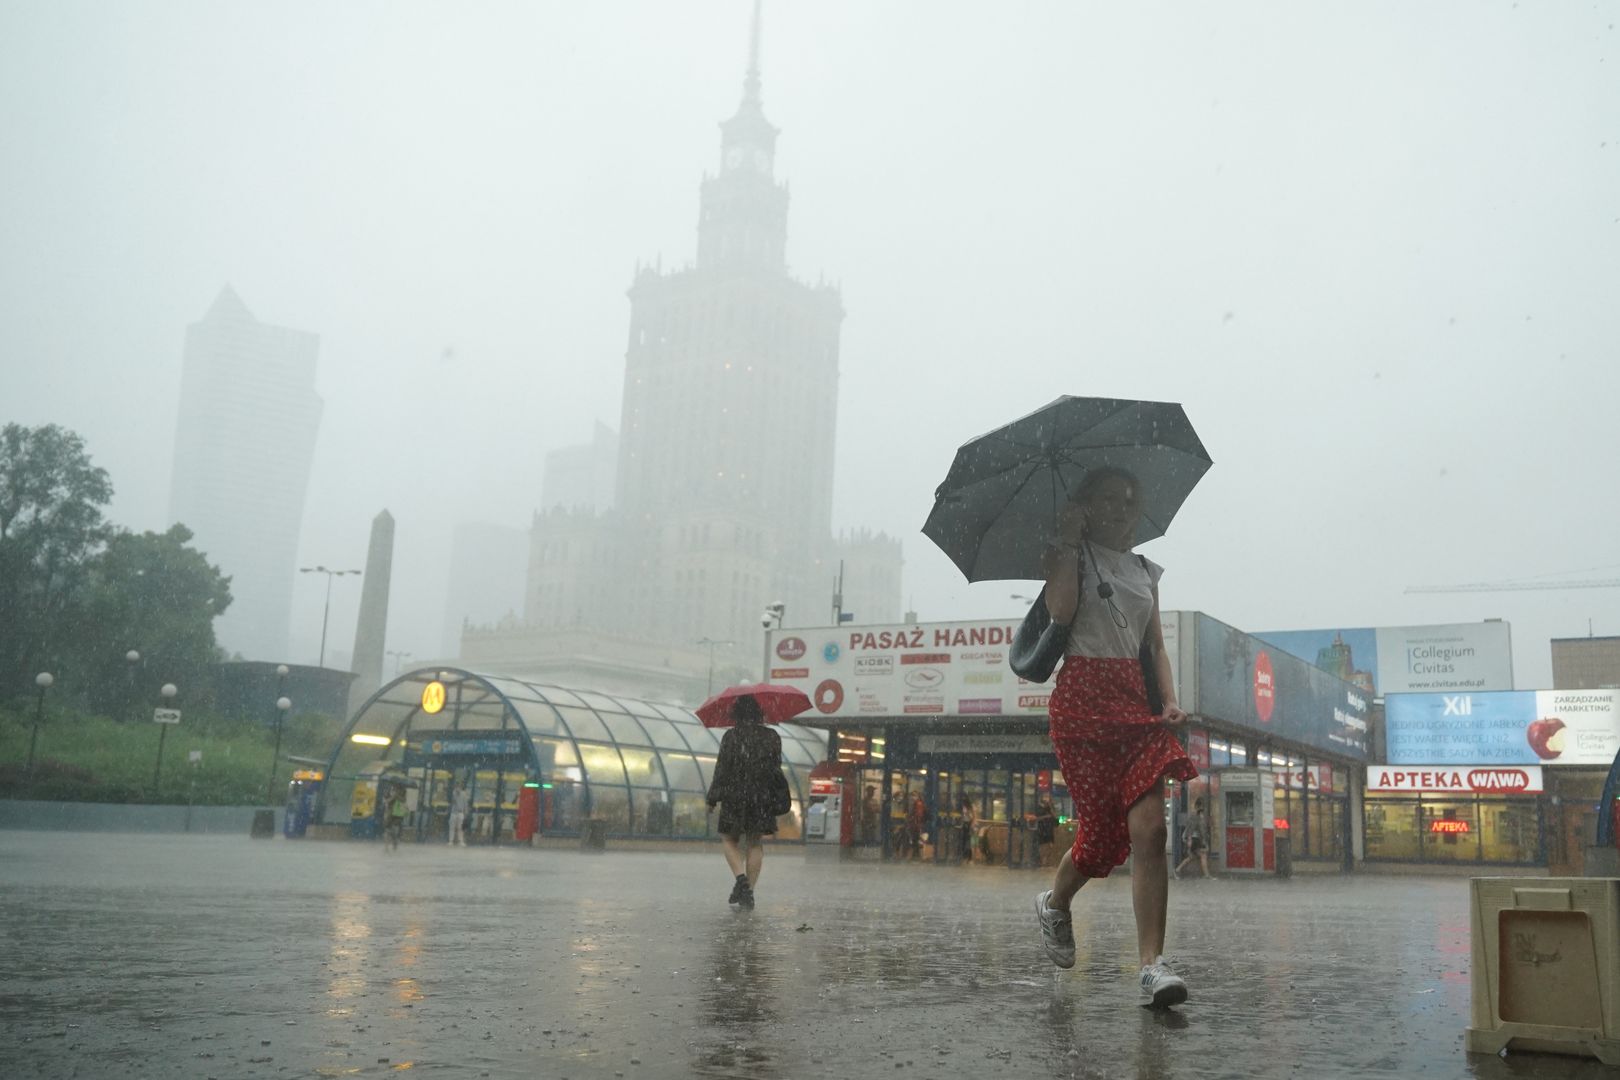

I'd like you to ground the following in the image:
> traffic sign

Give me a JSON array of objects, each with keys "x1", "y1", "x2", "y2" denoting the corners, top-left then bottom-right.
[{"x1": 153, "y1": 708, "x2": 182, "y2": 724}]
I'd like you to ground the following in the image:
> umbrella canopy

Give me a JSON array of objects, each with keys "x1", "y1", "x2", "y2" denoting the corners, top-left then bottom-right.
[
  {"x1": 695, "y1": 683, "x2": 814, "y2": 728},
  {"x1": 922, "y1": 396, "x2": 1212, "y2": 582}
]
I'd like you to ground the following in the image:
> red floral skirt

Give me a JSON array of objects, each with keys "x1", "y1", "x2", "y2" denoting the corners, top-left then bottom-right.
[{"x1": 1048, "y1": 655, "x2": 1198, "y2": 878}]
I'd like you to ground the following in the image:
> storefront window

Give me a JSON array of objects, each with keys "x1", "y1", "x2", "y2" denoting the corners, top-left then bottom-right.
[
  {"x1": 1365, "y1": 799, "x2": 1421, "y2": 860},
  {"x1": 1481, "y1": 801, "x2": 1540, "y2": 863},
  {"x1": 1309, "y1": 794, "x2": 1344, "y2": 862},
  {"x1": 1419, "y1": 800, "x2": 1479, "y2": 863}
]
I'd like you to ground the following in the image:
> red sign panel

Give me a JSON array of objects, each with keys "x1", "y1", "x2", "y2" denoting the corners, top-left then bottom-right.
[
  {"x1": 1226, "y1": 827, "x2": 1255, "y2": 869},
  {"x1": 1253, "y1": 652, "x2": 1276, "y2": 722}
]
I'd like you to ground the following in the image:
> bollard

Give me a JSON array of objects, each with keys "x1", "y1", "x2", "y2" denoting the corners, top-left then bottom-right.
[{"x1": 250, "y1": 809, "x2": 275, "y2": 838}]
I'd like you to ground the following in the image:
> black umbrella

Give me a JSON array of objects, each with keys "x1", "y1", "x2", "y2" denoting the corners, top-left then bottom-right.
[{"x1": 922, "y1": 396, "x2": 1212, "y2": 582}]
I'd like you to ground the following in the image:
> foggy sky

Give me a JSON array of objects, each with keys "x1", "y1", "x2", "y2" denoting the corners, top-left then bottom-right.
[{"x1": 3, "y1": 1, "x2": 1617, "y2": 689}]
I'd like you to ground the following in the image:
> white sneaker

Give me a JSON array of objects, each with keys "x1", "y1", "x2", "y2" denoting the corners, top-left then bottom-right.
[
  {"x1": 1034, "y1": 890, "x2": 1076, "y2": 969},
  {"x1": 1139, "y1": 956, "x2": 1188, "y2": 1008}
]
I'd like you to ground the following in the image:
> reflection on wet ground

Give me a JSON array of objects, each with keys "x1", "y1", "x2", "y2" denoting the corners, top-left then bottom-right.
[{"x1": 0, "y1": 832, "x2": 1612, "y2": 1079}]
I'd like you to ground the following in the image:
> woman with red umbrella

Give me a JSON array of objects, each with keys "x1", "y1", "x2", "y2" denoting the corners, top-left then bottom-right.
[{"x1": 700, "y1": 685, "x2": 805, "y2": 909}]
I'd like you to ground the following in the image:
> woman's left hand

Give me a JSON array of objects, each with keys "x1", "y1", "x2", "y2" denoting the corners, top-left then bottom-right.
[{"x1": 1160, "y1": 704, "x2": 1189, "y2": 726}]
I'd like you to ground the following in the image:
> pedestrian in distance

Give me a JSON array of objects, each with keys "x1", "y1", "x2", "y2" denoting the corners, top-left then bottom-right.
[
  {"x1": 448, "y1": 781, "x2": 471, "y2": 846},
  {"x1": 958, "y1": 795, "x2": 977, "y2": 864},
  {"x1": 384, "y1": 784, "x2": 408, "y2": 852},
  {"x1": 1034, "y1": 798, "x2": 1059, "y2": 867},
  {"x1": 1174, "y1": 797, "x2": 1214, "y2": 880},
  {"x1": 1031, "y1": 467, "x2": 1200, "y2": 1008},
  {"x1": 705, "y1": 695, "x2": 783, "y2": 909},
  {"x1": 860, "y1": 784, "x2": 880, "y2": 845},
  {"x1": 906, "y1": 792, "x2": 927, "y2": 861}
]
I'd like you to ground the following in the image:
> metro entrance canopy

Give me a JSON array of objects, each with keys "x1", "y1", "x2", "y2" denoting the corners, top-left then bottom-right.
[{"x1": 323, "y1": 668, "x2": 827, "y2": 839}]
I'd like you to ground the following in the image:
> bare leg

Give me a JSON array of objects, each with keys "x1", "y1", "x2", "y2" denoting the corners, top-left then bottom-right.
[
  {"x1": 1173, "y1": 853, "x2": 1195, "y2": 878},
  {"x1": 1198, "y1": 850, "x2": 1212, "y2": 878},
  {"x1": 1127, "y1": 782, "x2": 1170, "y2": 967},
  {"x1": 721, "y1": 833, "x2": 746, "y2": 877},
  {"x1": 1048, "y1": 847, "x2": 1090, "y2": 911},
  {"x1": 744, "y1": 834, "x2": 764, "y2": 886}
]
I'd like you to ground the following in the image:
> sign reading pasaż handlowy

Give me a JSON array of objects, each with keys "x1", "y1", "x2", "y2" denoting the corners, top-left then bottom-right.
[
  {"x1": 153, "y1": 708, "x2": 181, "y2": 724},
  {"x1": 1366, "y1": 764, "x2": 1544, "y2": 794},
  {"x1": 766, "y1": 619, "x2": 1041, "y2": 720}
]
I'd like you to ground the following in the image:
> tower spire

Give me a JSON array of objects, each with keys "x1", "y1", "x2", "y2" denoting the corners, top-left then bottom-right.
[{"x1": 742, "y1": 0, "x2": 762, "y2": 107}]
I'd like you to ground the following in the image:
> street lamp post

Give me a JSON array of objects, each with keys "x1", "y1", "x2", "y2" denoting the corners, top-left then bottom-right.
[
  {"x1": 267, "y1": 664, "x2": 290, "y2": 802},
  {"x1": 153, "y1": 683, "x2": 177, "y2": 795},
  {"x1": 25, "y1": 671, "x2": 53, "y2": 773},
  {"x1": 299, "y1": 565, "x2": 361, "y2": 668},
  {"x1": 697, "y1": 638, "x2": 735, "y2": 696},
  {"x1": 759, "y1": 602, "x2": 785, "y2": 684},
  {"x1": 125, "y1": 650, "x2": 141, "y2": 724},
  {"x1": 386, "y1": 650, "x2": 412, "y2": 677}
]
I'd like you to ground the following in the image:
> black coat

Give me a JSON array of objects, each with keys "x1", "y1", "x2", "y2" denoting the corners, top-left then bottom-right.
[{"x1": 706, "y1": 723, "x2": 783, "y2": 836}]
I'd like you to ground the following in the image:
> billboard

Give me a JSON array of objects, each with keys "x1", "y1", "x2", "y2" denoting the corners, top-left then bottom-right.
[
  {"x1": 1256, "y1": 622, "x2": 1514, "y2": 698},
  {"x1": 766, "y1": 619, "x2": 1050, "y2": 721},
  {"x1": 1191, "y1": 613, "x2": 1371, "y2": 761},
  {"x1": 1385, "y1": 688, "x2": 1620, "y2": 766}
]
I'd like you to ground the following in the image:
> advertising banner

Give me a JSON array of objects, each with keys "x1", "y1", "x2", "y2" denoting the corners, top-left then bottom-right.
[
  {"x1": 1191, "y1": 613, "x2": 1371, "y2": 761},
  {"x1": 1385, "y1": 688, "x2": 1620, "y2": 766},
  {"x1": 1366, "y1": 764, "x2": 1544, "y2": 794},
  {"x1": 1255, "y1": 622, "x2": 1514, "y2": 698},
  {"x1": 766, "y1": 620, "x2": 1048, "y2": 721}
]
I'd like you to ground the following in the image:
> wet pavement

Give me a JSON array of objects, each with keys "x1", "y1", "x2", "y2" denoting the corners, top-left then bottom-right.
[{"x1": 0, "y1": 832, "x2": 1611, "y2": 1080}]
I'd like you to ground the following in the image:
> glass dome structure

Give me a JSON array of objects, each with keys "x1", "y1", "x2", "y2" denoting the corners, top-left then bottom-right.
[{"x1": 321, "y1": 667, "x2": 826, "y2": 840}]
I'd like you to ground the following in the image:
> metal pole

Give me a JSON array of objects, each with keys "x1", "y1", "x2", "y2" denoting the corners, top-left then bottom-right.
[
  {"x1": 26, "y1": 683, "x2": 46, "y2": 772},
  {"x1": 153, "y1": 723, "x2": 168, "y2": 794},
  {"x1": 318, "y1": 574, "x2": 334, "y2": 668}
]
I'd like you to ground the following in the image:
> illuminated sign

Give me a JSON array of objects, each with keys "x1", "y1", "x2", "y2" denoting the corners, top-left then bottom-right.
[
  {"x1": 1429, "y1": 820, "x2": 1471, "y2": 834},
  {"x1": 421, "y1": 681, "x2": 447, "y2": 715}
]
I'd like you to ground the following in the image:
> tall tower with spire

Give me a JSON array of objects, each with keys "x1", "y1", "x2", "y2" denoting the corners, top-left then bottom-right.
[
  {"x1": 612, "y1": 2, "x2": 845, "y2": 646},
  {"x1": 169, "y1": 286, "x2": 323, "y2": 662},
  {"x1": 470, "y1": 3, "x2": 902, "y2": 700}
]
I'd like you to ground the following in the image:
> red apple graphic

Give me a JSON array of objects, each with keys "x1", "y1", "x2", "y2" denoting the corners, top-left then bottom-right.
[{"x1": 1526, "y1": 717, "x2": 1567, "y2": 760}]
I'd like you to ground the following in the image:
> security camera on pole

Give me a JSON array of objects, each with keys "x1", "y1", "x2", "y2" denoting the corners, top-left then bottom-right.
[{"x1": 760, "y1": 601, "x2": 785, "y2": 683}]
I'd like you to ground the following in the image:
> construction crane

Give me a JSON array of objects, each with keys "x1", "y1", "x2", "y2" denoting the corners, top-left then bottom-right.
[{"x1": 1405, "y1": 579, "x2": 1620, "y2": 594}]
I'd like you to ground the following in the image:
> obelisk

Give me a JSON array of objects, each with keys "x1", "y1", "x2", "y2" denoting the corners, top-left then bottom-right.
[{"x1": 347, "y1": 509, "x2": 394, "y2": 716}]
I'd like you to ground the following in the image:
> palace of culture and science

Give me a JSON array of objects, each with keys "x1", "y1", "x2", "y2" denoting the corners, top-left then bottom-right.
[{"x1": 459, "y1": 14, "x2": 903, "y2": 703}]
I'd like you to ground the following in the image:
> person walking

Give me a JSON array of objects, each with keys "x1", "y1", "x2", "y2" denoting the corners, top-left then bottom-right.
[
  {"x1": 1174, "y1": 797, "x2": 1213, "y2": 879},
  {"x1": 448, "y1": 781, "x2": 471, "y2": 846},
  {"x1": 958, "y1": 795, "x2": 977, "y2": 865},
  {"x1": 1031, "y1": 466, "x2": 1200, "y2": 1007},
  {"x1": 384, "y1": 784, "x2": 408, "y2": 852},
  {"x1": 705, "y1": 695, "x2": 783, "y2": 909},
  {"x1": 1034, "y1": 798, "x2": 1059, "y2": 867},
  {"x1": 906, "y1": 792, "x2": 928, "y2": 861}
]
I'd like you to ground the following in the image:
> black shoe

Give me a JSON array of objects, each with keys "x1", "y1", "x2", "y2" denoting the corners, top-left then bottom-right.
[
  {"x1": 728, "y1": 874, "x2": 749, "y2": 905},
  {"x1": 739, "y1": 883, "x2": 755, "y2": 909}
]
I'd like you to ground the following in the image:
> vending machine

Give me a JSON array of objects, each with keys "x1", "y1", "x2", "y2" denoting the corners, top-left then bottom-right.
[
  {"x1": 283, "y1": 769, "x2": 323, "y2": 838},
  {"x1": 1219, "y1": 769, "x2": 1277, "y2": 874},
  {"x1": 806, "y1": 761, "x2": 857, "y2": 846},
  {"x1": 514, "y1": 783, "x2": 540, "y2": 843}
]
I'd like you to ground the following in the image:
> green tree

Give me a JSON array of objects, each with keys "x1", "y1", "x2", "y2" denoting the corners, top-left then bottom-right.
[
  {"x1": 64, "y1": 524, "x2": 233, "y2": 718},
  {"x1": 0, "y1": 423, "x2": 113, "y2": 699}
]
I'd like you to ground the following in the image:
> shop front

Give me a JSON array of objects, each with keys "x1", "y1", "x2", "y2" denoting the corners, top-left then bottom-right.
[
  {"x1": 1383, "y1": 688, "x2": 1620, "y2": 873},
  {"x1": 1363, "y1": 764, "x2": 1546, "y2": 867}
]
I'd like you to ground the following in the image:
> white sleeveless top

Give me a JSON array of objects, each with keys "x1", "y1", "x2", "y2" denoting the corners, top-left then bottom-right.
[{"x1": 1064, "y1": 543, "x2": 1164, "y2": 659}]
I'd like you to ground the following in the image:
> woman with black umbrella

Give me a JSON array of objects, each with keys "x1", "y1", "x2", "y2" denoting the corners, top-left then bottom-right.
[
  {"x1": 705, "y1": 695, "x2": 783, "y2": 909},
  {"x1": 1030, "y1": 466, "x2": 1199, "y2": 1007}
]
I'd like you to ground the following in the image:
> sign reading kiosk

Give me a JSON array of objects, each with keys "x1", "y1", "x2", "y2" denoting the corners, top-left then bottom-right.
[{"x1": 1386, "y1": 689, "x2": 1620, "y2": 766}]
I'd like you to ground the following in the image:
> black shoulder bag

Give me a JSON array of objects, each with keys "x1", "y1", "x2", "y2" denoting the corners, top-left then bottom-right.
[
  {"x1": 1136, "y1": 553, "x2": 1165, "y2": 716},
  {"x1": 1009, "y1": 547, "x2": 1081, "y2": 684}
]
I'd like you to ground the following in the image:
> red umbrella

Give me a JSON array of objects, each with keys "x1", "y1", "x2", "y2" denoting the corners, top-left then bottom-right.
[{"x1": 696, "y1": 683, "x2": 813, "y2": 728}]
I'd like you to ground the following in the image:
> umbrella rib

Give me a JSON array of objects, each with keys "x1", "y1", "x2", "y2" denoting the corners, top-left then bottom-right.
[{"x1": 965, "y1": 457, "x2": 1054, "y2": 576}]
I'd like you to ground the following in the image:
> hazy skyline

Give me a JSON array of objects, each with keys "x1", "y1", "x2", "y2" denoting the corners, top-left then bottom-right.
[{"x1": 4, "y1": 1, "x2": 1616, "y2": 689}]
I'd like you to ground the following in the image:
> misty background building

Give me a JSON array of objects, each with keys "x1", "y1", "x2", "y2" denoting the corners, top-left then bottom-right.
[
  {"x1": 168, "y1": 286, "x2": 322, "y2": 662},
  {"x1": 459, "y1": 14, "x2": 902, "y2": 701}
]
